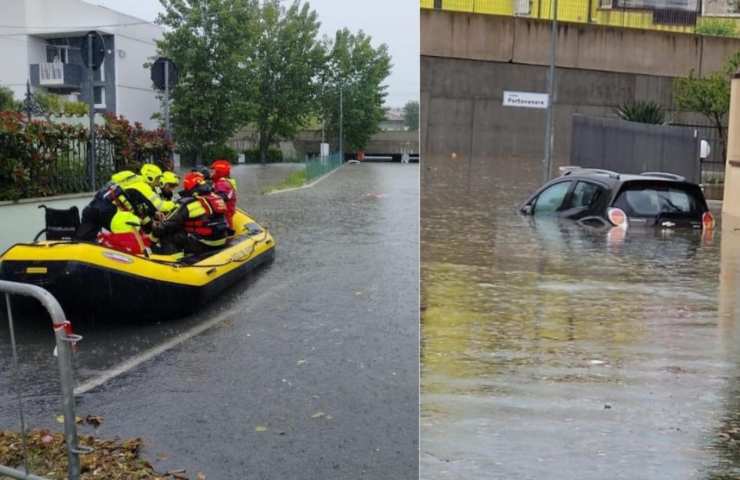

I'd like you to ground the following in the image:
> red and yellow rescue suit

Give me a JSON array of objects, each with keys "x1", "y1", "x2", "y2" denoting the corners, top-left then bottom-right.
[{"x1": 152, "y1": 192, "x2": 231, "y2": 255}]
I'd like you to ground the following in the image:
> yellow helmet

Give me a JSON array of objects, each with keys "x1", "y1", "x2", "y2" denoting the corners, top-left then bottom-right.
[
  {"x1": 140, "y1": 163, "x2": 163, "y2": 186},
  {"x1": 160, "y1": 171, "x2": 180, "y2": 187}
]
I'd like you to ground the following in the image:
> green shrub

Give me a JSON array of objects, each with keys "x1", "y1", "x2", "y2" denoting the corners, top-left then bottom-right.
[
  {"x1": 0, "y1": 112, "x2": 174, "y2": 200},
  {"x1": 34, "y1": 90, "x2": 64, "y2": 116},
  {"x1": 62, "y1": 100, "x2": 88, "y2": 117},
  {"x1": 0, "y1": 86, "x2": 20, "y2": 112},
  {"x1": 615, "y1": 101, "x2": 666, "y2": 124},
  {"x1": 204, "y1": 144, "x2": 238, "y2": 163},
  {"x1": 696, "y1": 19, "x2": 737, "y2": 38}
]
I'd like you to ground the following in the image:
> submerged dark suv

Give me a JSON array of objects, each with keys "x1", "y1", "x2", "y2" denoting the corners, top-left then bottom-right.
[{"x1": 519, "y1": 168, "x2": 714, "y2": 230}]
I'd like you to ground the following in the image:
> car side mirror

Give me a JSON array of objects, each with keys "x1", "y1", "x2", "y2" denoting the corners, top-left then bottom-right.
[{"x1": 521, "y1": 204, "x2": 533, "y2": 215}]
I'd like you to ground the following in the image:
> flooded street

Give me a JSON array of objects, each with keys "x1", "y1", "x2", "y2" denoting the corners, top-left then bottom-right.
[
  {"x1": 1, "y1": 163, "x2": 419, "y2": 479},
  {"x1": 421, "y1": 155, "x2": 740, "y2": 479}
]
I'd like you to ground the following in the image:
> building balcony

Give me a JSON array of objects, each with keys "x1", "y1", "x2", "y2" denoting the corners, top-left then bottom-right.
[{"x1": 30, "y1": 62, "x2": 83, "y2": 89}]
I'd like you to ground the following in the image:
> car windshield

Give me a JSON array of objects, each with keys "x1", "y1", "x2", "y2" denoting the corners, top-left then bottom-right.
[{"x1": 612, "y1": 182, "x2": 704, "y2": 218}]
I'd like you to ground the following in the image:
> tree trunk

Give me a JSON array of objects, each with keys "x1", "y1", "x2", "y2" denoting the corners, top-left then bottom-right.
[
  {"x1": 258, "y1": 129, "x2": 272, "y2": 165},
  {"x1": 715, "y1": 114, "x2": 727, "y2": 164}
]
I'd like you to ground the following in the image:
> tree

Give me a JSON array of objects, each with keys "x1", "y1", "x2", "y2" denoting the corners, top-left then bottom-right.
[
  {"x1": 403, "y1": 100, "x2": 419, "y2": 131},
  {"x1": 253, "y1": 0, "x2": 325, "y2": 164},
  {"x1": 156, "y1": 0, "x2": 260, "y2": 164},
  {"x1": 674, "y1": 52, "x2": 740, "y2": 162},
  {"x1": 320, "y1": 29, "x2": 391, "y2": 154}
]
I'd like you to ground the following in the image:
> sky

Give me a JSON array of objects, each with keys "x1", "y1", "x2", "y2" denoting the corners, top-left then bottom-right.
[{"x1": 90, "y1": 0, "x2": 420, "y2": 107}]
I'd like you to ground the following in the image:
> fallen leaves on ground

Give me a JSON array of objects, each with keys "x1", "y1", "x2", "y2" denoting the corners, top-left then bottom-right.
[{"x1": 0, "y1": 430, "x2": 202, "y2": 479}]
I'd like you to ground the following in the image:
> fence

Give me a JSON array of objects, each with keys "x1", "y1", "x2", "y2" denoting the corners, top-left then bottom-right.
[
  {"x1": 422, "y1": 0, "x2": 740, "y2": 35},
  {"x1": 570, "y1": 114, "x2": 701, "y2": 182},
  {"x1": 34, "y1": 137, "x2": 116, "y2": 195},
  {"x1": 0, "y1": 135, "x2": 173, "y2": 202},
  {"x1": 0, "y1": 280, "x2": 85, "y2": 480},
  {"x1": 670, "y1": 123, "x2": 725, "y2": 185},
  {"x1": 305, "y1": 152, "x2": 343, "y2": 182}
]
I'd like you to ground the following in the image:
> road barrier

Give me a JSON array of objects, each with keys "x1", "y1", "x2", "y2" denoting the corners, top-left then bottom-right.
[{"x1": 0, "y1": 280, "x2": 87, "y2": 480}]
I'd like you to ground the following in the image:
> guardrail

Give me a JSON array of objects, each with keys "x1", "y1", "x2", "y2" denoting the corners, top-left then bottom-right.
[{"x1": 0, "y1": 280, "x2": 86, "y2": 480}]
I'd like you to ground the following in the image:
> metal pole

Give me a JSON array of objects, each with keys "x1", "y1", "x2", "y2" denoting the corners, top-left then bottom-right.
[
  {"x1": 55, "y1": 324, "x2": 82, "y2": 479},
  {"x1": 24, "y1": 81, "x2": 32, "y2": 123},
  {"x1": 87, "y1": 34, "x2": 96, "y2": 191},
  {"x1": 6, "y1": 294, "x2": 30, "y2": 477},
  {"x1": 339, "y1": 85, "x2": 343, "y2": 161},
  {"x1": 164, "y1": 61, "x2": 171, "y2": 167},
  {"x1": 543, "y1": 0, "x2": 558, "y2": 182}
]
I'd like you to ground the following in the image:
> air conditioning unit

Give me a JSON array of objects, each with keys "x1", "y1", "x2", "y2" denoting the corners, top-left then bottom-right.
[{"x1": 514, "y1": 0, "x2": 531, "y2": 15}]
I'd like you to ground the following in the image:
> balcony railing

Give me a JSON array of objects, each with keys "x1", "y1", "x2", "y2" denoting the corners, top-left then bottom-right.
[{"x1": 30, "y1": 62, "x2": 82, "y2": 89}]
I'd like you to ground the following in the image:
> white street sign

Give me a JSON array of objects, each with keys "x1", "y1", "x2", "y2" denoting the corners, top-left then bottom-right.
[{"x1": 503, "y1": 91, "x2": 549, "y2": 109}]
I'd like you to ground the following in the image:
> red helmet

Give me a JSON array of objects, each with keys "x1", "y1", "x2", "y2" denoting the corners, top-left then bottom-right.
[
  {"x1": 211, "y1": 159, "x2": 231, "y2": 181},
  {"x1": 183, "y1": 171, "x2": 205, "y2": 192}
]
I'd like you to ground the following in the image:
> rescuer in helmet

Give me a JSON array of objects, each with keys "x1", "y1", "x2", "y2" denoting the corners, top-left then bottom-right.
[
  {"x1": 210, "y1": 159, "x2": 237, "y2": 229},
  {"x1": 158, "y1": 171, "x2": 180, "y2": 214},
  {"x1": 76, "y1": 170, "x2": 159, "y2": 241},
  {"x1": 151, "y1": 171, "x2": 230, "y2": 255}
]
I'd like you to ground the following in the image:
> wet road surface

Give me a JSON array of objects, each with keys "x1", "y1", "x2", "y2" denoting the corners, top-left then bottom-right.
[
  {"x1": 1, "y1": 162, "x2": 419, "y2": 479},
  {"x1": 421, "y1": 155, "x2": 740, "y2": 479}
]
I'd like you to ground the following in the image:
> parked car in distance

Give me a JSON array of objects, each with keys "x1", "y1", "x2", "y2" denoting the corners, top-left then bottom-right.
[{"x1": 519, "y1": 168, "x2": 714, "y2": 230}]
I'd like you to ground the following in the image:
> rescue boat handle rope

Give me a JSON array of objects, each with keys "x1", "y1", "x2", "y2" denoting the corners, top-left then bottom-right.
[{"x1": 148, "y1": 228, "x2": 271, "y2": 269}]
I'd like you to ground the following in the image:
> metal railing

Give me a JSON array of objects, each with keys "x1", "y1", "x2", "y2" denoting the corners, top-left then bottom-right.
[
  {"x1": 423, "y1": 0, "x2": 740, "y2": 34},
  {"x1": 1, "y1": 280, "x2": 86, "y2": 480},
  {"x1": 305, "y1": 152, "x2": 343, "y2": 182}
]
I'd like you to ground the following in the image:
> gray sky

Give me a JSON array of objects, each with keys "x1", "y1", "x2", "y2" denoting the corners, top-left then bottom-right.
[{"x1": 90, "y1": 0, "x2": 419, "y2": 107}]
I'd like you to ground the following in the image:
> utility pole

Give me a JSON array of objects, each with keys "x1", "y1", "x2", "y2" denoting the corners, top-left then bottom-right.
[
  {"x1": 543, "y1": 0, "x2": 559, "y2": 183},
  {"x1": 87, "y1": 33, "x2": 96, "y2": 191},
  {"x1": 164, "y1": 60, "x2": 171, "y2": 167}
]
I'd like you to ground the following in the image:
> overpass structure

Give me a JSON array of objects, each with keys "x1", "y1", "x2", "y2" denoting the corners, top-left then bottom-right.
[
  {"x1": 294, "y1": 130, "x2": 419, "y2": 161},
  {"x1": 230, "y1": 128, "x2": 419, "y2": 162}
]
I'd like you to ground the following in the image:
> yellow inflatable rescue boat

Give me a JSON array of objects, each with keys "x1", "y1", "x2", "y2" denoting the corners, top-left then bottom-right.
[{"x1": 0, "y1": 209, "x2": 275, "y2": 320}]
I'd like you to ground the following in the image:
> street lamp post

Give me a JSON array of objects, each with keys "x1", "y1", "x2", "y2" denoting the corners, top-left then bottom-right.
[
  {"x1": 543, "y1": 0, "x2": 559, "y2": 182},
  {"x1": 339, "y1": 84, "x2": 344, "y2": 161}
]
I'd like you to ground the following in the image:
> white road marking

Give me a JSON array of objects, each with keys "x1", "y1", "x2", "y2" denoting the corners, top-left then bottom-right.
[{"x1": 74, "y1": 273, "x2": 304, "y2": 396}]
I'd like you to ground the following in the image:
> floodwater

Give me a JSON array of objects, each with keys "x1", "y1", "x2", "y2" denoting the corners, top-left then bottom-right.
[
  {"x1": 421, "y1": 155, "x2": 740, "y2": 479},
  {"x1": 0, "y1": 163, "x2": 419, "y2": 479}
]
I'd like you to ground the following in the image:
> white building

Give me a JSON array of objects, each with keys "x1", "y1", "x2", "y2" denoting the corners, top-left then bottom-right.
[{"x1": 0, "y1": 0, "x2": 163, "y2": 129}]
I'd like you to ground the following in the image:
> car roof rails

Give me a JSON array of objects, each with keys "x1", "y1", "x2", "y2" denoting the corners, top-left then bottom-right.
[
  {"x1": 640, "y1": 171, "x2": 686, "y2": 181},
  {"x1": 561, "y1": 167, "x2": 620, "y2": 179}
]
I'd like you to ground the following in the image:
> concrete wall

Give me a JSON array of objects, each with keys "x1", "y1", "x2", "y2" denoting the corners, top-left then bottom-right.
[
  {"x1": 0, "y1": 1, "x2": 31, "y2": 97},
  {"x1": 421, "y1": 9, "x2": 740, "y2": 169},
  {"x1": 114, "y1": 33, "x2": 162, "y2": 129},
  {"x1": 421, "y1": 55, "x2": 689, "y2": 168}
]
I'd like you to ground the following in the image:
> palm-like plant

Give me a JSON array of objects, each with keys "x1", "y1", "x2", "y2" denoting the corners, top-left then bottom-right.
[{"x1": 615, "y1": 101, "x2": 666, "y2": 124}]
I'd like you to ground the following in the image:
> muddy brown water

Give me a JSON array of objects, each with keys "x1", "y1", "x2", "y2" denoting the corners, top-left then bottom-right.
[{"x1": 421, "y1": 155, "x2": 740, "y2": 479}]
